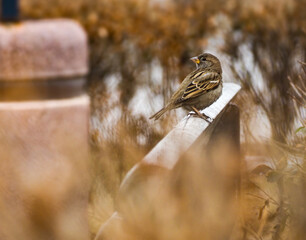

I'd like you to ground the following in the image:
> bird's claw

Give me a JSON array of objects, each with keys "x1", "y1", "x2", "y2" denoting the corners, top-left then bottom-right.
[
  {"x1": 199, "y1": 114, "x2": 214, "y2": 123},
  {"x1": 188, "y1": 110, "x2": 214, "y2": 123},
  {"x1": 205, "y1": 117, "x2": 214, "y2": 123}
]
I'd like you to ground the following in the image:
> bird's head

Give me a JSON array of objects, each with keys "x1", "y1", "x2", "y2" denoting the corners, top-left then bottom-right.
[{"x1": 190, "y1": 53, "x2": 222, "y2": 73}]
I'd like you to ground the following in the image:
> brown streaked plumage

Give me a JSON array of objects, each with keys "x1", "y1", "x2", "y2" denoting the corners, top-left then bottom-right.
[{"x1": 150, "y1": 53, "x2": 223, "y2": 120}]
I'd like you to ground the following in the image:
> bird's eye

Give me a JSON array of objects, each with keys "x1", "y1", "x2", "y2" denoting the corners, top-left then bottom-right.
[{"x1": 200, "y1": 57, "x2": 206, "y2": 61}]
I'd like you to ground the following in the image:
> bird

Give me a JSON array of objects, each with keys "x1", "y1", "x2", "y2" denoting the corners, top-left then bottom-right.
[{"x1": 150, "y1": 53, "x2": 223, "y2": 121}]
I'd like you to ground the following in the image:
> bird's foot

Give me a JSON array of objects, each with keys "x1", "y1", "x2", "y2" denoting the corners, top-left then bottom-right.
[{"x1": 190, "y1": 106, "x2": 214, "y2": 123}]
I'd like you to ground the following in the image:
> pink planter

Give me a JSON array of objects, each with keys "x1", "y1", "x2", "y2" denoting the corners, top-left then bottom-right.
[{"x1": 0, "y1": 19, "x2": 90, "y2": 240}]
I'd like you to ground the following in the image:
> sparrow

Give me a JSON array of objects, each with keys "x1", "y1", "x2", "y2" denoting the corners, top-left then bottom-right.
[{"x1": 150, "y1": 53, "x2": 223, "y2": 121}]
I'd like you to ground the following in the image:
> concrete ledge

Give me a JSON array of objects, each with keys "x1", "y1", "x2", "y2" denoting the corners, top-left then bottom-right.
[
  {"x1": 0, "y1": 94, "x2": 89, "y2": 109},
  {"x1": 123, "y1": 83, "x2": 241, "y2": 177}
]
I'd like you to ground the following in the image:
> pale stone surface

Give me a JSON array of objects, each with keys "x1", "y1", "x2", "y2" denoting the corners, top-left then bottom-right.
[
  {"x1": 0, "y1": 95, "x2": 90, "y2": 240},
  {"x1": 0, "y1": 19, "x2": 88, "y2": 81},
  {"x1": 122, "y1": 82, "x2": 241, "y2": 185}
]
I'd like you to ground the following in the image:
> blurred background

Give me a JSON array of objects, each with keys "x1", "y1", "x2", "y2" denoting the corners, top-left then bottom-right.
[{"x1": 1, "y1": 0, "x2": 305, "y2": 239}]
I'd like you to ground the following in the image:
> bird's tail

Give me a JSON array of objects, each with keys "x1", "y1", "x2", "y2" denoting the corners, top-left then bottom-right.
[{"x1": 149, "y1": 106, "x2": 170, "y2": 120}]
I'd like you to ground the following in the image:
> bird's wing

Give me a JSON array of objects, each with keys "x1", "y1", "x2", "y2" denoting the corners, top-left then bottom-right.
[{"x1": 181, "y1": 71, "x2": 221, "y2": 100}]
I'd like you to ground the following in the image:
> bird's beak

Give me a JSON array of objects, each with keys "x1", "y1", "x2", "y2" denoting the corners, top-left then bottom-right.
[{"x1": 190, "y1": 57, "x2": 200, "y2": 64}]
